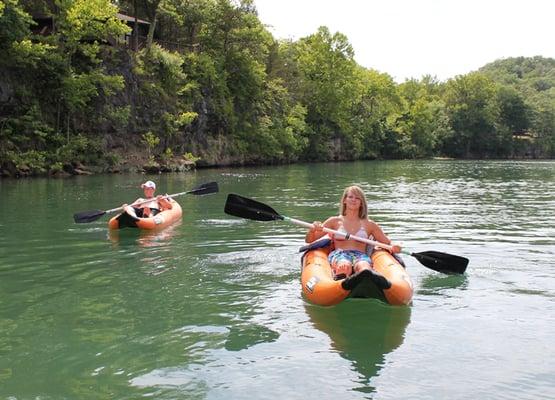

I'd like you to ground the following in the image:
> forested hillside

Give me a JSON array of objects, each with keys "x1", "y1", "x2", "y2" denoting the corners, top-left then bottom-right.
[{"x1": 1, "y1": 0, "x2": 553, "y2": 177}]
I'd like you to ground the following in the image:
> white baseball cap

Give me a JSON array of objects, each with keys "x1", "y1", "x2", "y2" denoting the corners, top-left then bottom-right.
[{"x1": 141, "y1": 180, "x2": 156, "y2": 189}]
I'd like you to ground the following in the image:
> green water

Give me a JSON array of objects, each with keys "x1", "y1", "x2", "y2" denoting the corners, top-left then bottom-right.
[{"x1": 0, "y1": 160, "x2": 554, "y2": 399}]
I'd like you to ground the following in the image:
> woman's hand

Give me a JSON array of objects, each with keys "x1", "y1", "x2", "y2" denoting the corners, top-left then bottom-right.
[
  {"x1": 391, "y1": 242, "x2": 402, "y2": 253},
  {"x1": 312, "y1": 221, "x2": 324, "y2": 232},
  {"x1": 305, "y1": 221, "x2": 324, "y2": 242}
]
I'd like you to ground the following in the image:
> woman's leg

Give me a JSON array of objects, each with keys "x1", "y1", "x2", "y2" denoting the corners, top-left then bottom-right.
[
  {"x1": 353, "y1": 251, "x2": 373, "y2": 273},
  {"x1": 329, "y1": 250, "x2": 354, "y2": 280},
  {"x1": 333, "y1": 261, "x2": 353, "y2": 280},
  {"x1": 353, "y1": 260, "x2": 372, "y2": 273},
  {"x1": 353, "y1": 254, "x2": 390, "y2": 289}
]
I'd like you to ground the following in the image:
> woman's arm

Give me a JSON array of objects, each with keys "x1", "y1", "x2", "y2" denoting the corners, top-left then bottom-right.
[
  {"x1": 367, "y1": 220, "x2": 402, "y2": 253},
  {"x1": 305, "y1": 217, "x2": 336, "y2": 243}
]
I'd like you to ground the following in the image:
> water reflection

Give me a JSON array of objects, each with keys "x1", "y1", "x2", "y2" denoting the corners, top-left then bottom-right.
[
  {"x1": 305, "y1": 301, "x2": 411, "y2": 394},
  {"x1": 107, "y1": 222, "x2": 182, "y2": 275},
  {"x1": 107, "y1": 220, "x2": 182, "y2": 248}
]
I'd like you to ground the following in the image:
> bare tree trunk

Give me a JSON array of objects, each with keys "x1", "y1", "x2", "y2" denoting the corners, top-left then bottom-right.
[
  {"x1": 146, "y1": 11, "x2": 158, "y2": 49},
  {"x1": 66, "y1": 113, "x2": 70, "y2": 143},
  {"x1": 56, "y1": 101, "x2": 61, "y2": 132},
  {"x1": 133, "y1": 0, "x2": 139, "y2": 51}
]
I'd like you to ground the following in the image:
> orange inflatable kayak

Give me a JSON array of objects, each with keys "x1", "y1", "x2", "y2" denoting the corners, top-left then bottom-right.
[
  {"x1": 301, "y1": 241, "x2": 414, "y2": 306},
  {"x1": 108, "y1": 199, "x2": 182, "y2": 230}
]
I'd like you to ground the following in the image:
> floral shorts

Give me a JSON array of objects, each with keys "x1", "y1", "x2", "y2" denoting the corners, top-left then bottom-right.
[{"x1": 328, "y1": 249, "x2": 372, "y2": 271}]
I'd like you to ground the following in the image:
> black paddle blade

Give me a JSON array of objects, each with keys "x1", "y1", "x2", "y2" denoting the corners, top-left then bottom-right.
[
  {"x1": 73, "y1": 210, "x2": 106, "y2": 223},
  {"x1": 412, "y1": 251, "x2": 469, "y2": 274},
  {"x1": 189, "y1": 181, "x2": 219, "y2": 195},
  {"x1": 224, "y1": 194, "x2": 283, "y2": 221}
]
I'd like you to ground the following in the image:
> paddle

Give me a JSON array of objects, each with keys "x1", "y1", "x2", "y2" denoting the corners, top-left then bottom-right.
[
  {"x1": 73, "y1": 181, "x2": 219, "y2": 223},
  {"x1": 224, "y1": 193, "x2": 469, "y2": 274}
]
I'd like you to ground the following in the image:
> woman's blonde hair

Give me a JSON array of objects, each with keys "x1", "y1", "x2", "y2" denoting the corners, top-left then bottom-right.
[{"x1": 339, "y1": 185, "x2": 368, "y2": 219}]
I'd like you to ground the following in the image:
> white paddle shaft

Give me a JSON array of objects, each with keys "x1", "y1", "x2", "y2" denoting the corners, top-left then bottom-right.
[
  {"x1": 104, "y1": 192, "x2": 184, "y2": 213},
  {"x1": 284, "y1": 216, "x2": 395, "y2": 252}
]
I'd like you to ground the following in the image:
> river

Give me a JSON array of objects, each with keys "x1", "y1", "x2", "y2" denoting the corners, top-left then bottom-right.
[{"x1": 0, "y1": 160, "x2": 554, "y2": 399}]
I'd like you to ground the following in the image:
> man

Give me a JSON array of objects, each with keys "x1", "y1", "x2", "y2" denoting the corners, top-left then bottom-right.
[{"x1": 123, "y1": 180, "x2": 173, "y2": 218}]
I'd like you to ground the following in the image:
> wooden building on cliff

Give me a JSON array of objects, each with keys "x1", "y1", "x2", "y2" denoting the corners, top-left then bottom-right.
[{"x1": 30, "y1": 12, "x2": 153, "y2": 50}]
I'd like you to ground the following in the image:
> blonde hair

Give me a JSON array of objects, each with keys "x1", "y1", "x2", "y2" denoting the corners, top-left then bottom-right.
[{"x1": 339, "y1": 185, "x2": 368, "y2": 219}]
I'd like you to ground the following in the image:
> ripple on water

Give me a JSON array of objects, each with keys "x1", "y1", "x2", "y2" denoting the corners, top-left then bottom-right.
[{"x1": 1, "y1": 161, "x2": 555, "y2": 399}]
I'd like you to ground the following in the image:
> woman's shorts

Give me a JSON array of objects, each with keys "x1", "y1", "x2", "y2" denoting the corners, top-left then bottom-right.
[{"x1": 328, "y1": 249, "x2": 372, "y2": 268}]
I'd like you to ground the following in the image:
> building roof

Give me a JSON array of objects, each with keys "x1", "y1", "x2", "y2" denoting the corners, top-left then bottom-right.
[{"x1": 116, "y1": 13, "x2": 150, "y2": 25}]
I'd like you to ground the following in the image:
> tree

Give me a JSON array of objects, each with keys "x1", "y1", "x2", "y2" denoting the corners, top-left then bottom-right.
[
  {"x1": 351, "y1": 67, "x2": 400, "y2": 158},
  {"x1": 0, "y1": 0, "x2": 33, "y2": 51},
  {"x1": 393, "y1": 77, "x2": 449, "y2": 158},
  {"x1": 442, "y1": 73, "x2": 501, "y2": 157},
  {"x1": 294, "y1": 26, "x2": 358, "y2": 160}
]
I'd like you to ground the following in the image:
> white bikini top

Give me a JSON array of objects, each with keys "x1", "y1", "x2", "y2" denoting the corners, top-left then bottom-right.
[{"x1": 334, "y1": 224, "x2": 369, "y2": 240}]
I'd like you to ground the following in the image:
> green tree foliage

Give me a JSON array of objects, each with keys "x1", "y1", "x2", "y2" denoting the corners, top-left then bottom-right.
[
  {"x1": 1, "y1": 1, "x2": 553, "y2": 176},
  {"x1": 496, "y1": 86, "x2": 530, "y2": 133},
  {"x1": 442, "y1": 73, "x2": 506, "y2": 157},
  {"x1": 248, "y1": 78, "x2": 308, "y2": 162},
  {"x1": 350, "y1": 68, "x2": 400, "y2": 159},
  {"x1": 364, "y1": 70, "x2": 403, "y2": 158},
  {"x1": 57, "y1": 0, "x2": 129, "y2": 118},
  {"x1": 0, "y1": 0, "x2": 131, "y2": 175},
  {"x1": 290, "y1": 26, "x2": 359, "y2": 160},
  {"x1": 480, "y1": 56, "x2": 555, "y2": 157},
  {"x1": 530, "y1": 96, "x2": 555, "y2": 156},
  {"x1": 0, "y1": 0, "x2": 33, "y2": 49},
  {"x1": 394, "y1": 76, "x2": 452, "y2": 158}
]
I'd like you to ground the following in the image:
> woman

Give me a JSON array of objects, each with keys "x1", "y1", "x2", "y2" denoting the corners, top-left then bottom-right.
[
  {"x1": 305, "y1": 185, "x2": 401, "y2": 280},
  {"x1": 123, "y1": 180, "x2": 172, "y2": 218}
]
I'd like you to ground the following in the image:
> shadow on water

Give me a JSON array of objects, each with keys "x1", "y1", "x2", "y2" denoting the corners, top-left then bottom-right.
[
  {"x1": 224, "y1": 323, "x2": 280, "y2": 351},
  {"x1": 305, "y1": 301, "x2": 411, "y2": 394},
  {"x1": 417, "y1": 274, "x2": 469, "y2": 296}
]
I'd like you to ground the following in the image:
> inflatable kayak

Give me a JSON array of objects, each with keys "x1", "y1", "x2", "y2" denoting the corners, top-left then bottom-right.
[
  {"x1": 301, "y1": 241, "x2": 414, "y2": 306},
  {"x1": 108, "y1": 199, "x2": 182, "y2": 230}
]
